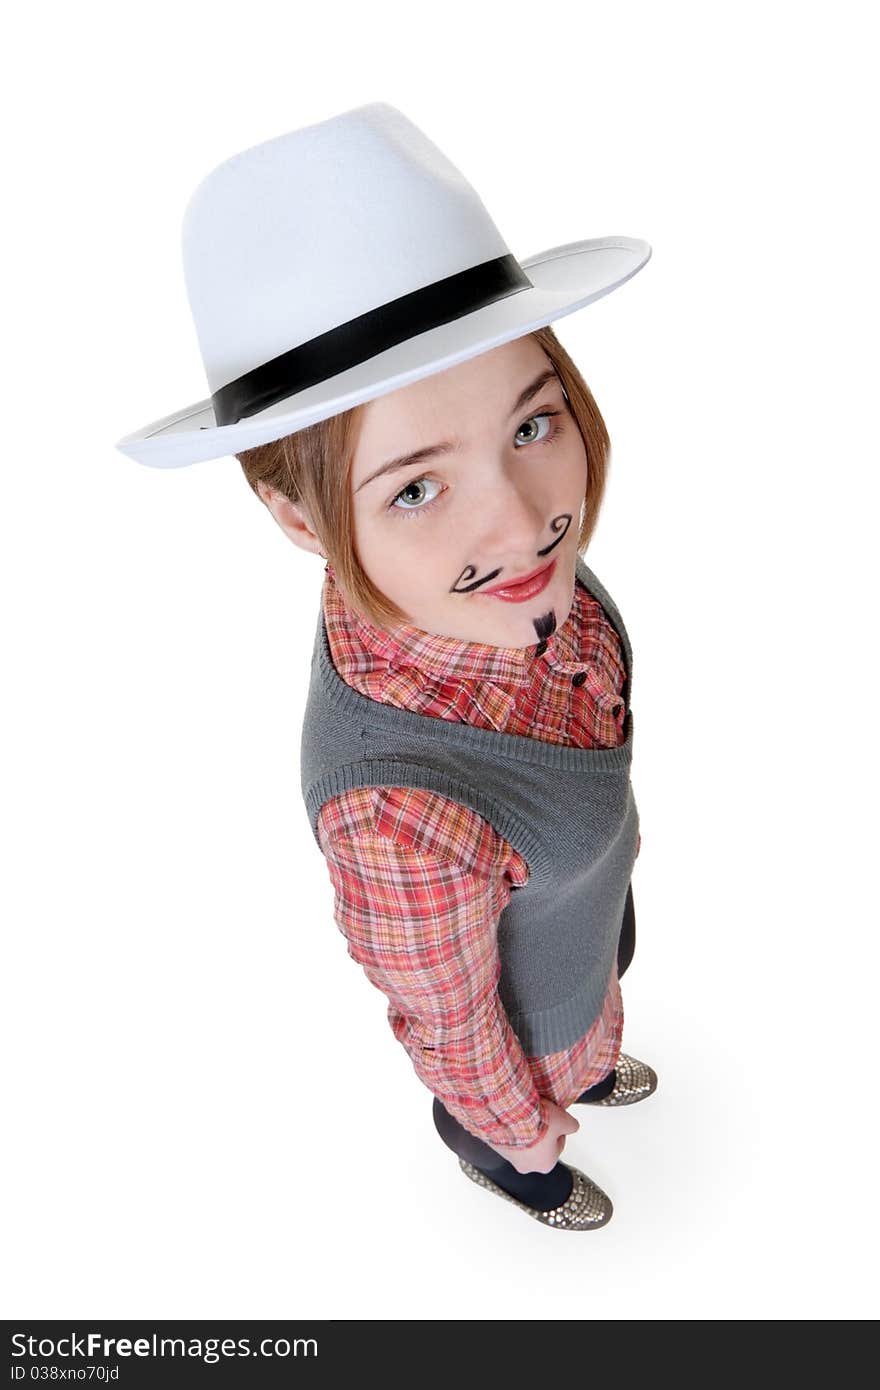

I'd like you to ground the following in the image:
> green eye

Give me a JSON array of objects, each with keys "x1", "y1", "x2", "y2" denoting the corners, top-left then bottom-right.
[
  {"x1": 389, "y1": 475, "x2": 443, "y2": 515},
  {"x1": 513, "y1": 410, "x2": 563, "y2": 448},
  {"x1": 515, "y1": 414, "x2": 551, "y2": 445}
]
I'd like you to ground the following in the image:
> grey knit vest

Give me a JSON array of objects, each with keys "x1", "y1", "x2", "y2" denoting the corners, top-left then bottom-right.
[{"x1": 299, "y1": 553, "x2": 640, "y2": 1056}]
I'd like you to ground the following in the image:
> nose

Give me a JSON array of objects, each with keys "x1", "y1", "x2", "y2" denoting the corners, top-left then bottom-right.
[{"x1": 472, "y1": 472, "x2": 547, "y2": 566}]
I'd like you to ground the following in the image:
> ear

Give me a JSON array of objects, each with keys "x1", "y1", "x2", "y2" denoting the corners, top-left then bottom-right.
[{"x1": 257, "y1": 482, "x2": 326, "y2": 558}]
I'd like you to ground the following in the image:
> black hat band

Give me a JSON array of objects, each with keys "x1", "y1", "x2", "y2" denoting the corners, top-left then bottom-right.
[{"x1": 211, "y1": 253, "x2": 533, "y2": 427}]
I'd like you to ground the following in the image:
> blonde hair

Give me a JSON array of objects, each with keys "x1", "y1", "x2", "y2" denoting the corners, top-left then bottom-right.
[{"x1": 236, "y1": 324, "x2": 611, "y2": 629}]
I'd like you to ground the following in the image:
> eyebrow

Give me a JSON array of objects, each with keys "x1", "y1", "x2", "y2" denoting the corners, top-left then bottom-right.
[{"x1": 355, "y1": 367, "x2": 562, "y2": 494}]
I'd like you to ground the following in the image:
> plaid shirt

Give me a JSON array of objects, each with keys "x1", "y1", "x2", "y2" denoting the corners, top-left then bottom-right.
[{"x1": 315, "y1": 563, "x2": 639, "y2": 1149}]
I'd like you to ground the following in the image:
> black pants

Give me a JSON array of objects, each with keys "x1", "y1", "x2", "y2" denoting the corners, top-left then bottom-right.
[{"x1": 432, "y1": 882, "x2": 636, "y2": 1185}]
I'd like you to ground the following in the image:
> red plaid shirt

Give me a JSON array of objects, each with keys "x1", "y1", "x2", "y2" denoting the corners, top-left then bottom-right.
[{"x1": 315, "y1": 564, "x2": 640, "y2": 1149}]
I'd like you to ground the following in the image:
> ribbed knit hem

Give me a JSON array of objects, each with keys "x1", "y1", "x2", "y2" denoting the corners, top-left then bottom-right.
[{"x1": 504, "y1": 970, "x2": 612, "y2": 1056}]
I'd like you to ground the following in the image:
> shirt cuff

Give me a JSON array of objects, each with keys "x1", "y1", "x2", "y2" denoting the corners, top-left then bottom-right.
[{"x1": 390, "y1": 994, "x2": 549, "y2": 1150}]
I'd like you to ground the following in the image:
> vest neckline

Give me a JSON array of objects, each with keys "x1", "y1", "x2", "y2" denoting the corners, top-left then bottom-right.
[{"x1": 313, "y1": 553, "x2": 634, "y2": 771}]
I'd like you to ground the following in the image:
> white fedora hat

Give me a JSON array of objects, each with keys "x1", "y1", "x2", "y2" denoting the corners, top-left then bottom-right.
[{"x1": 114, "y1": 101, "x2": 651, "y2": 470}]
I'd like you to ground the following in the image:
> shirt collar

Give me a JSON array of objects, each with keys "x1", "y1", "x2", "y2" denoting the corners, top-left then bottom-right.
[{"x1": 323, "y1": 564, "x2": 586, "y2": 686}]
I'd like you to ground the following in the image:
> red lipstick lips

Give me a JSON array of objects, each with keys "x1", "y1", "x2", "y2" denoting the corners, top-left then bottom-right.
[{"x1": 483, "y1": 558, "x2": 556, "y2": 602}]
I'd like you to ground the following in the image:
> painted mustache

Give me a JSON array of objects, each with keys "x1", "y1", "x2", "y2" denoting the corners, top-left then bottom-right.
[{"x1": 449, "y1": 513, "x2": 572, "y2": 594}]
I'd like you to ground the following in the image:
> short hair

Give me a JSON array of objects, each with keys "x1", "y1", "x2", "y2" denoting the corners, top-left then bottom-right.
[{"x1": 236, "y1": 324, "x2": 611, "y2": 629}]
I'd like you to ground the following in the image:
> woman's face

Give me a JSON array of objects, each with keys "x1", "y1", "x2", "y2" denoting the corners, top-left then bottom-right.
[{"x1": 349, "y1": 336, "x2": 589, "y2": 649}]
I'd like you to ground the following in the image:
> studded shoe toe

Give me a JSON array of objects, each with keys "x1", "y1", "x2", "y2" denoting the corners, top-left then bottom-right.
[
  {"x1": 458, "y1": 1159, "x2": 613, "y2": 1230},
  {"x1": 579, "y1": 1052, "x2": 658, "y2": 1106}
]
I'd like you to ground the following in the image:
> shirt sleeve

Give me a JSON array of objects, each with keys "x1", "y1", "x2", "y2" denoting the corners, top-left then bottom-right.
[{"x1": 316, "y1": 784, "x2": 549, "y2": 1150}]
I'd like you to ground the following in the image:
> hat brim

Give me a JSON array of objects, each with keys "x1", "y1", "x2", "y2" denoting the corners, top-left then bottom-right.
[{"x1": 114, "y1": 235, "x2": 651, "y2": 469}]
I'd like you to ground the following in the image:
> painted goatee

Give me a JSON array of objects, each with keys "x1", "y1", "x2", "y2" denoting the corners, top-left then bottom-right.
[{"x1": 533, "y1": 609, "x2": 557, "y2": 642}]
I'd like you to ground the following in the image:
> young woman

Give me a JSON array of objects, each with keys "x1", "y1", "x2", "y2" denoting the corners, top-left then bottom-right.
[{"x1": 115, "y1": 101, "x2": 655, "y2": 1232}]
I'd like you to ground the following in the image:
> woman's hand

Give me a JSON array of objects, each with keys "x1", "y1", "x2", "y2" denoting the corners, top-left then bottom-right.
[{"x1": 485, "y1": 1098, "x2": 579, "y2": 1174}]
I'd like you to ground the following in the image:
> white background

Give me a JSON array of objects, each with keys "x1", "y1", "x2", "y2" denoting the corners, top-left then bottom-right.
[{"x1": 3, "y1": 0, "x2": 877, "y2": 1321}]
